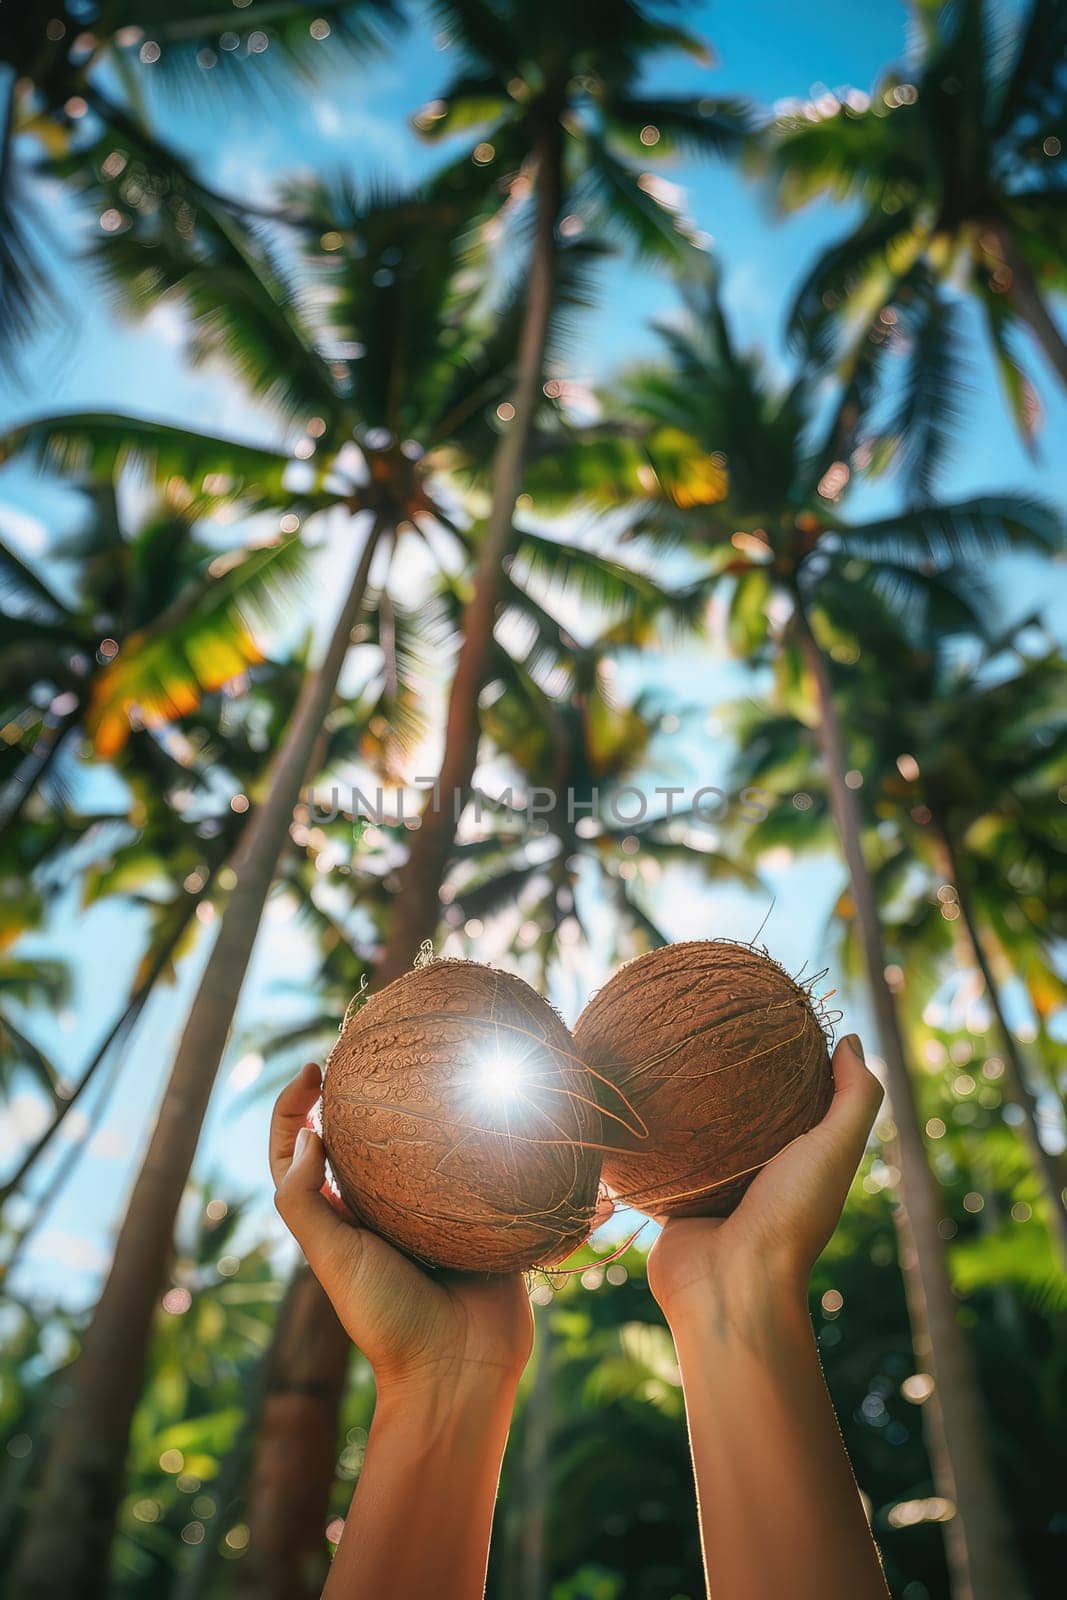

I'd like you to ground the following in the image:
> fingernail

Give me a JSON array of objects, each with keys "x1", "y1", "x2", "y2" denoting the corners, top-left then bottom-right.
[
  {"x1": 844, "y1": 1033, "x2": 865, "y2": 1061},
  {"x1": 294, "y1": 1127, "x2": 311, "y2": 1162}
]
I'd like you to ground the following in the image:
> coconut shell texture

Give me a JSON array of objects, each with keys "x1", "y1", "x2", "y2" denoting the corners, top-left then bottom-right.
[
  {"x1": 321, "y1": 960, "x2": 603, "y2": 1273},
  {"x1": 574, "y1": 940, "x2": 834, "y2": 1218}
]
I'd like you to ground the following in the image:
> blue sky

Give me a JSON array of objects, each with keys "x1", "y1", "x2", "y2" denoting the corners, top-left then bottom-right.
[{"x1": 2, "y1": 0, "x2": 1065, "y2": 1308}]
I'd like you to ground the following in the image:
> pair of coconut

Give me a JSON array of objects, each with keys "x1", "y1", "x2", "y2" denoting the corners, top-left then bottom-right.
[{"x1": 320, "y1": 940, "x2": 834, "y2": 1274}]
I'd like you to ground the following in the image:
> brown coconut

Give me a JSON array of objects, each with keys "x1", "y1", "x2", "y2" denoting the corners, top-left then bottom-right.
[
  {"x1": 321, "y1": 959, "x2": 602, "y2": 1273},
  {"x1": 573, "y1": 940, "x2": 834, "y2": 1218}
]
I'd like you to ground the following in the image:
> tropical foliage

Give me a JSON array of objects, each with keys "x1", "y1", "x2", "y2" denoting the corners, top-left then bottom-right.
[{"x1": 0, "y1": 4, "x2": 1064, "y2": 1599}]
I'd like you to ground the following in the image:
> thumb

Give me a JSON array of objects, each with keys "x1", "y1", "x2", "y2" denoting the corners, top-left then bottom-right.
[
  {"x1": 818, "y1": 1034, "x2": 884, "y2": 1174},
  {"x1": 275, "y1": 1127, "x2": 364, "y2": 1287}
]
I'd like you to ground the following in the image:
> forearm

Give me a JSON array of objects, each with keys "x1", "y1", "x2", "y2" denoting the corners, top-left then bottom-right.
[
  {"x1": 668, "y1": 1276, "x2": 889, "y2": 1600},
  {"x1": 324, "y1": 1367, "x2": 518, "y2": 1600}
]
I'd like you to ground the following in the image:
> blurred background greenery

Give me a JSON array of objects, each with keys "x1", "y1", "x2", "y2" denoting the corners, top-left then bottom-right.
[{"x1": 0, "y1": 3, "x2": 1064, "y2": 1598}]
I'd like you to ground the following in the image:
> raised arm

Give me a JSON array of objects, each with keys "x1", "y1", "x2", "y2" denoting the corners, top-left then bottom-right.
[
  {"x1": 270, "y1": 1064, "x2": 532, "y2": 1600},
  {"x1": 647, "y1": 1035, "x2": 891, "y2": 1600}
]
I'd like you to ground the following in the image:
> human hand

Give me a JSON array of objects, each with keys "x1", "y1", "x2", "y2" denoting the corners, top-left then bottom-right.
[
  {"x1": 271, "y1": 1063, "x2": 533, "y2": 1401},
  {"x1": 647, "y1": 1035, "x2": 882, "y2": 1323}
]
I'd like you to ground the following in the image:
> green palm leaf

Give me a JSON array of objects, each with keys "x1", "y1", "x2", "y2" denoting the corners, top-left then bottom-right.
[
  {"x1": 2, "y1": 413, "x2": 303, "y2": 509},
  {"x1": 579, "y1": 135, "x2": 707, "y2": 266},
  {"x1": 112, "y1": 1, "x2": 401, "y2": 103},
  {"x1": 880, "y1": 277, "x2": 968, "y2": 499},
  {"x1": 604, "y1": 94, "x2": 751, "y2": 160},
  {"x1": 840, "y1": 494, "x2": 1062, "y2": 564},
  {"x1": 87, "y1": 535, "x2": 306, "y2": 756}
]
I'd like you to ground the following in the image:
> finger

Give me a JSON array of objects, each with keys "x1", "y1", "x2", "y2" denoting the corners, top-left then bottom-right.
[
  {"x1": 269, "y1": 1063, "x2": 322, "y2": 1189},
  {"x1": 274, "y1": 1125, "x2": 363, "y2": 1286},
  {"x1": 817, "y1": 1035, "x2": 883, "y2": 1168},
  {"x1": 322, "y1": 1171, "x2": 361, "y2": 1222}
]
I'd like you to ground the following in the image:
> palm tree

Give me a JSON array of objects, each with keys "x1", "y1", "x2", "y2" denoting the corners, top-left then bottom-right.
[
  {"x1": 378, "y1": 0, "x2": 749, "y2": 974},
  {"x1": 6, "y1": 165, "x2": 527, "y2": 1591},
  {"x1": 21, "y1": 511, "x2": 380, "y2": 1571},
  {"x1": 765, "y1": 0, "x2": 1067, "y2": 439},
  {"x1": 111, "y1": 1184, "x2": 287, "y2": 1595},
  {"x1": 236, "y1": 15, "x2": 749, "y2": 1581},
  {"x1": 448, "y1": 635, "x2": 758, "y2": 977},
  {"x1": 525, "y1": 272, "x2": 1060, "y2": 1598},
  {"x1": 728, "y1": 629, "x2": 1067, "y2": 1281},
  {"x1": 0, "y1": 955, "x2": 67, "y2": 1098},
  {"x1": 10, "y1": 152, "x2": 674, "y2": 1584},
  {"x1": 238, "y1": 550, "x2": 704, "y2": 1598},
  {"x1": 847, "y1": 636, "x2": 1067, "y2": 1265},
  {"x1": 9, "y1": 138, "x2": 695, "y2": 1581},
  {"x1": 0, "y1": 0, "x2": 401, "y2": 357},
  {"x1": 0, "y1": 479, "x2": 303, "y2": 831},
  {"x1": 0, "y1": 655, "x2": 311, "y2": 1248}
]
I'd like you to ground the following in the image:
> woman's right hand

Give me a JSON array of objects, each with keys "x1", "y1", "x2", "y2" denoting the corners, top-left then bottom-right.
[
  {"x1": 647, "y1": 1034, "x2": 883, "y2": 1322},
  {"x1": 270, "y1": 1063, "x2": 533, "y2": 1400},
  {"x1": 645, "y1": 1035, "x2": 891, "y2": 1600}
]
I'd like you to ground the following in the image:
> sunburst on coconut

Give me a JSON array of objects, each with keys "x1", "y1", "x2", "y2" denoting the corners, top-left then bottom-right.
[
  {"x1": 321, "y1": 959, "x2": 603, "y2": 1273},
  {"x1": 574, "y1": 940, "x2": 834, "y2": 1218}
]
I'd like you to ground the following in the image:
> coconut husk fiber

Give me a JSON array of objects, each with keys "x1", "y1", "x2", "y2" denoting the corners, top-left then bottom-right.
[
  {"x1": 573, "y1": 940, "x2": 834, "y2": 1218},
  {"x1": 321, "y1": 959, "x2": 603, "y2": 1273}
]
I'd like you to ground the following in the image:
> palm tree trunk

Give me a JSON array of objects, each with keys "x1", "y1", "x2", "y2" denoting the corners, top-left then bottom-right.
[
  {"x1": 11, "y1": 518, "x2": 383, "y2": 1600},
  {"x1": 932, "y1": 821, "x2": 1067, "y2": 1273},
  {"x1": 236, "y1": 1270, "x2": 351, "y2": 1600},
  {"x1": 794, "y1": 606, "x2": 1025, "y2": 1600},
  {"x1": 377, "y1": 117, "x2": 563, "y2": 982},
  {"x1": 239, "y1": 122, "x2": 566, "y2": 1596},
  {"x1": 987, "y1": 220, "x2": 1067, "y2": 391}
]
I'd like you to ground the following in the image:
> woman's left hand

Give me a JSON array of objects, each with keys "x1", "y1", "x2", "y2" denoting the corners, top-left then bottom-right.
[{"x1": 270, "y1": 1063, "x2": 533, "y2": 1400}]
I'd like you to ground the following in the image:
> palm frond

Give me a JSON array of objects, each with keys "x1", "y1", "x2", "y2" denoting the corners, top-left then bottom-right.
[
  {"x1": 87, "y1": 536, "x2": 306, "y2": 757},
  {"x1": 951, "y1": 1224, "x2": 1067, "y2": 1313},
  {"x1": 3, "y1": 413, "x2": 303, "y2": 509},
  {"x1": 412, "y1": 70, "x2": 511, "y2": 136},
  {"x1": 976, "y1": 286, "x2": 1041, "y2": 455},
  {"x1": 766, "y1": 95, "x2": 925, "y2": 211},
  {"x1": 787, "y1": 210, "x2": 928, "y2": 367},
  {"x1": 451, "y1": 860, "x2": 545, "y2": 921},
  {"x1": 879, "y1": 278, "x2": 968, "y2": 500},
  {"x1": 111, "y1": 1, "x2": 401, "y2": 106},
  {"x1": 511, "y1": 530, "x2": 686, "y2": 628},
  {"x1": 603, "y1": 95, "x2": 752, "y2": 160},
  {"x1": 0, "y1": 82, "x2": 58, "y2": 364},
  {"x1": 579, "y1": 134, "x2": 707, "y2": 267},
  {"x1": 0, "y1": 1009, "x2": 61, "y2": 1097},
  {"x1": 993, "y1": 0, "x2": 1067, "y2": 145},
  {"x1": 58, "y1": 109, "x2": 342, "y2": 424},
  {"x1": 841, "y1": 494, "x2": 1062, "y2": 564},
  {"x1": 422, "y1": 1, "x2": 520, "y2": 77},
  {"x1": 0, "y1": 531, "x2": 70, "y2": 621}
]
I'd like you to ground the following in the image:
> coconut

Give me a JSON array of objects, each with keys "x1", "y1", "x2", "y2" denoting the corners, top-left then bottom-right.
[
  {"x1": 574, "y1": 940, "x2": 834, "y2": 1218},
  {"x1": 321, "y1": 959, "x2": 603, "y2": 1273}
]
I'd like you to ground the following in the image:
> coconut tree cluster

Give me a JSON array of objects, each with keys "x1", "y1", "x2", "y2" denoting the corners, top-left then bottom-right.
[{"x1": 0, "y1": 3, "x2": 1064, "y2": 1598}]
